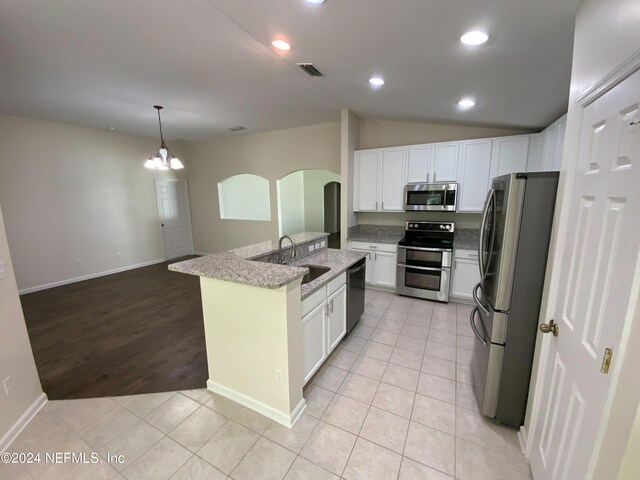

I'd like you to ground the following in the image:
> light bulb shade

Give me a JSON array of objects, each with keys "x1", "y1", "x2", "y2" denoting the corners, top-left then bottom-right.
[
  {"x1": 144, "y1": 158, "x2": 156, "y2": 169},
  {"x1": 170, "y1": 157, "x2": 184, "y2": 169},
  {"x1": 159, "y1": 147, "x2": 168, "y2": 160}
]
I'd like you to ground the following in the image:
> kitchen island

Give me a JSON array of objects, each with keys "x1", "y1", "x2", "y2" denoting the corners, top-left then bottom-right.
[{"x1": 169, "y1": 232, "x2": 366, "y2": 428}]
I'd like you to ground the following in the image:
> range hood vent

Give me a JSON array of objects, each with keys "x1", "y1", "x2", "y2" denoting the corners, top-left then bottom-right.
[
  {"x1": 227, "y1": 126, "x2": 246, "y2": 132},
  {"x1": 297, "y1": 63, "x2": 324, "y2": 77}
]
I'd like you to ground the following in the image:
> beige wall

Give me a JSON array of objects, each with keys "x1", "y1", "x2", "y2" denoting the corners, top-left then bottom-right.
[
  {"x1": 523, "y1": 1, "x2": 640, "y2": 478},
  {"x1": 340, "y1": 109, "x2": 360, "y2": 246},
  {"x1": 186, "y1": 121, "x2": 340, "y2": 253},
  {"x1": 359, "y1": 118, "x2": 531, "y2": 149},
  {"x1": 0, "y1": 203, "x2": 43, "y2": 443},
  {"x1": 0, "y1": 114, "x2": 187, "y2": 292},
  {"x1": 302, "y1": 170, "x2": 340, "y2": 232}
]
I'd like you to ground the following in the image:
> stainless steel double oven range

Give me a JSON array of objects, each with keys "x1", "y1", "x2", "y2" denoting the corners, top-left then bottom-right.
[{"x1": 396, "y1": 221, "x2": 454, "y2": 302}]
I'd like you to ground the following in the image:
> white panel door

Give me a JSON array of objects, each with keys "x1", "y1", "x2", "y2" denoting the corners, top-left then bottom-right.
[
  {"x1": 450, "y1": 258, "x2": 481, "y2": 300},
  {"x1": 530, "y1": 70, "x2": 640, "y2": 480},
  {"x1": 490, "y1": 135, "x2": 530, "y2": 177},
  {"x1": 302, "y1": 302, "x2": 327, "y2": 384},
  {"x1": 457, "y1": 139, "x2": 493, "y2": 212},
  {"x1": 432, "y1": 142, "x2": 459, "y2": 182},
  {"x1": 407, "y1": 144, "x2": 432, "y2": 183},
  {"x1": 327, "y1": 285, "x2": 347, "y2": 352},
  {"x1": 373, "y1": 251, "x2": 397, "y2": 288},
  {"x1": 354, "y1": 150, "x2": 380, "y2": 211},
  {"x1": 155, "y1": 180, "x2": 194, "y2": 259},
  {"x1": 380, "y1": 147, "x2": 406, "y2": 211}
]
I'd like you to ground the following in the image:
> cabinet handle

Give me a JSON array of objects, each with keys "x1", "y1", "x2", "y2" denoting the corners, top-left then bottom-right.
[
  {"x1": 427, "y1": 172, "x2": 429, "y2": 183},
  {"x1": 382, "y1": 201, "x2": 384, "y2": 210},
  {"x1": 330, "y1": 300, "x2": 334, "y2": 314},
  {"x1": 434, "y1": 171, "x2": 437, "y2": 182},
  {"x1": 375, "y1": 252, "x2": 378, "y2": 261},
  {"x1": 368, "y1": 245, "x2": 378, "y2": 249}
]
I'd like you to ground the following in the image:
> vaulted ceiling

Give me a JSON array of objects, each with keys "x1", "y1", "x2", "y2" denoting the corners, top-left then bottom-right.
[{"x1": 0, "y1": 0, "x2": 582, "y2": 140}]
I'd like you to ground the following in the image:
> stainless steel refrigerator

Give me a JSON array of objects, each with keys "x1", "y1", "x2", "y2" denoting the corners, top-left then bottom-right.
[{"x1": 470, "y1": 172, "x2": 559, "y2": 427}]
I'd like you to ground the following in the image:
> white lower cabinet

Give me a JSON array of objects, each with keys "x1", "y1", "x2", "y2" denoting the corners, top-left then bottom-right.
[
  {"x1": 348, "y1": 242, "x2": 397, "y2": 289},
  {"x1": 450, "y1": 249, "x2": 480, "y2": 301},
  {"x1": 301, "y1": 273, "x2": 347, "y2": 384}
]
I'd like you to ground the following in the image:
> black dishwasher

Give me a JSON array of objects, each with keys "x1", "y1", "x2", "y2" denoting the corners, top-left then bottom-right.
[{"x1": 347, "y1": 258, "x2": 366, "y2": 333}]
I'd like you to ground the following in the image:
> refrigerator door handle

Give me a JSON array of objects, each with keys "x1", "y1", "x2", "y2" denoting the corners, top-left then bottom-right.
[
  {"x1": 473, "y1": 282, "x2": 489, "y2": 316},
  {"x1": 470, "y1": 307, "x2": 487, "y2": 345},
  {"x1": 478, "y1": 188, "x2": 495, "y2": 279}
]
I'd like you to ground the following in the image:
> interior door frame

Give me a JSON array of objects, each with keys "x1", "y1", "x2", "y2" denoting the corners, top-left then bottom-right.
[
  {"x1": 154, "y1": 178, "x2": 195, "y2": 260},
  {"x1": 523, "y1": 51, "x2": 640, "y2": 479}
]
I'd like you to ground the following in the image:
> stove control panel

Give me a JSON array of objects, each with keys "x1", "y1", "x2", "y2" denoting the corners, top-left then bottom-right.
[{"x1": 405, "y1": 221, "x2": 454, "y2": 232}]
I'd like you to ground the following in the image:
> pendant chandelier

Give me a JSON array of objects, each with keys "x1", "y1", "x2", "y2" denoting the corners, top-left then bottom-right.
[{"x1": 144, "y1": 105, "x2": 184, "y2": 170}]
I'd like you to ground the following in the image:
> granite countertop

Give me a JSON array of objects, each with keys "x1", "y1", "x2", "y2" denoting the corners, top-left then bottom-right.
[
  {"x1": 288, "y1": 249, "x2": 368, "y2": 299},
  {"x1": 454, "y1": 228, "x2": 479, "y2": 251},
  {"x1": 347, "y1": 224, "x2": 404, "y2": 245},
  {"x1": 169, "y1": 232, "x2": 328, "y2": 289}
]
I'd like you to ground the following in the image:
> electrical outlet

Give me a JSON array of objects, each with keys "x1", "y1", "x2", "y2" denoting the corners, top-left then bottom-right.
[
  {"x1": 320, "y1": 240, "x2": 326, "y2": 248},
  {"x1": 315, "y1": 243, "x2": 320, "y2": 249},
  {"x1": 274, "y1": 369, "x2": 283, "y2": 385},
  {"x1": 0, "y1": 261, "x2": 6, "y2": 280},
  {"x1": 3, "y1": 375, "x2": 14, "y2": 396},
  {"x1": 308, "y1": 245, "x2": 315, "y2": 253}
]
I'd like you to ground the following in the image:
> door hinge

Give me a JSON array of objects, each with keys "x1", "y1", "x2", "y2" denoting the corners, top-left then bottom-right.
[{"x1": 600, "y1": 348, "x2": 613, "y2": 374}]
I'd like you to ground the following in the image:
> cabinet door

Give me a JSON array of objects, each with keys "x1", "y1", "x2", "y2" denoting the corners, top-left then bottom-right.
[
  {"x1": 372, "y1": 251, "x2": 397, "y2": 288},
  {"x1": 432, "y1": 142, "x2": 459, "y2": 182},
  {"x1": 526, "y1": 133, "x2": 545, "y2": 172},
  {"x1": 407, "y1": 144, "x2": 432, "y2": 183},
  {"x1": 302, "y1": 302, "x2": 327, "y2": 384},
  {"x1": 380, "y1": 147, "x2": 406, "y2": 211},
  {"x1": 352, "y1": 249, "x2": 374, "y2": 283},
  {"x1": 327, "y1": 285, "x2": 347, "y2": 352},
  {"x1": 550, "y1": 115, "x2": 566, "y2": 171},
  {"x1": 490, "y1": 136, "x2": 530, "y2": 178},
  {"x1": 354, "y1": 150, "x2": 380, "y2": 211},
  {"x1": 451, "y1": 258, "x2": 481, "y2": 300},
  {"x1": 457, "y1": 139, "x2": 493, "y2": 212},
  {"x1": 541, "y1": 123, "x2": 558, "y2": 171}
]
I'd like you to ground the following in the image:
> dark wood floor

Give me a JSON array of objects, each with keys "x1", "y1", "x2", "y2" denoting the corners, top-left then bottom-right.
[{"x1": 20, "y1": 257, "x2": 207, "y2": 400}]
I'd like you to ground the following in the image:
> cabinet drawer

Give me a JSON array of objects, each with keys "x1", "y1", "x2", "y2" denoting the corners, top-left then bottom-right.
[
  {"x1": 349, "y1": 241, "x2": 398, "y2": 253},
  {"x1": 302, "y1": 287, "x2": 326, "y2": 317},
  {"x1": 454, "y1": 249, "x2": 479, "y2": 260},
  {"x1": 327, "y1": 272, "x2": 347, "y2": 296}
]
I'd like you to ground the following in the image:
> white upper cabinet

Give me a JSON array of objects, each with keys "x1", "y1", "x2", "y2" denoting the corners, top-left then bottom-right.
[
  {"x1": 354, "y1": 150, "x2": 380, "y2": 211},
  {"x1": 526, "y1": 133, "x2": 545, "y2": 172},
  {"x1": 432, "y1": 142, "x2": 459, "y2": 182},
  {"x1": 380, "y1": 147, "x2": 406, "y2": 211},
  {"x1": 548, "y1": 114, "x2": 566, "y2": 171},
  {"x1": 526, "y1": 114, "x2": 566, "y2": 173},
  {"x1": 406, "y1": 144, "x2": 433, "y2": 183},
  {"x1": 457, "y1": 139, "x2": 493, "y2": 212},
  {"x1": 354, "y1": 147, "x2": 405, "y2": 212},
  {"x1": 490, "y1": 135, "x2": 530, "y2": 178}
]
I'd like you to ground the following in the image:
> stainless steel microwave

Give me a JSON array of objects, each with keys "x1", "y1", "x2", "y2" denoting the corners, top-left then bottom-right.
[{"x1": 404, "y1": 183, "x2": 458, "y2": 211}]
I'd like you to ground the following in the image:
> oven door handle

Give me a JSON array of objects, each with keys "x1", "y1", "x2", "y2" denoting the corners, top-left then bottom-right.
[
  {"x1": 396, "y1": 263, "x2": 449, "y2": 272},
  {"x1": 470, "y1": 306, "x2": 487, "y2": 345},
  {"x1": 398, "y1": 245, "x2": 452, "y2": 252}
]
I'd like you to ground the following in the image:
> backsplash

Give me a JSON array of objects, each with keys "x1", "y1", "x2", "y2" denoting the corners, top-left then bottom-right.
[
  {"x1": 348, "y1": 224, "x2": 405, "y2": 237},
  {"x1": 252, "y1": 238, "x2": 327, "y2": 264},
  {"x1": 356, "y1": 211, "x2": 482, "y2": 229}
]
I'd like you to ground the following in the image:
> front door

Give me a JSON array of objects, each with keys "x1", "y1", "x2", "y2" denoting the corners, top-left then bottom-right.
[
  {"x1": 529, "y1": 69, "x2": 640, "y2": 479},
  {"x1": 155, "y1": 179, "x2": 194, "y2": 260}
]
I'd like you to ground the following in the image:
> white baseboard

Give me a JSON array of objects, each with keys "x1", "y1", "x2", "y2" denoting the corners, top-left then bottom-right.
[
  {"x1": 207, "y1": 380, "x2": 306, "y2": 428},
  {"x1": 19, "y1": 259, "x2": 166, "y2": 294},
  {"x1": 0, "y1": 393, "x2": 47, "y2": 453},
  {"x1": 517, "y1": 425, "x2": 529, "y2": 458}
]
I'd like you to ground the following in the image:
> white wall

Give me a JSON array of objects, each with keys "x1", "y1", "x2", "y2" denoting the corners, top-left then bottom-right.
[
  {"x1": 0, "y1": 114, "x2": 188, "y2": 292},
  {"x1": 523, "y1": 1, "x2": 640, "y2": 478},
  {"x1": 187, "y1": 121, "x2": 341, "y2": 253},
  {"x1": 0, "y1": 202, "x2": 43, "y2": 446},
  {"x1": 302, "y1": 170, "x2": 340, "y2": 232},
  {"x1": 277, "y1": 171, "x2": 305, "y2": 236}
]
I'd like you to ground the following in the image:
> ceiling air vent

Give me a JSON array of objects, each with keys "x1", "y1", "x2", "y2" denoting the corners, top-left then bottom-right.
[
  {"x1": 227, "y1": 126, "x2": 246, "y2": 132},
  {"x1": 297, "y1": 63, "x2": 324, "y2": 77}
]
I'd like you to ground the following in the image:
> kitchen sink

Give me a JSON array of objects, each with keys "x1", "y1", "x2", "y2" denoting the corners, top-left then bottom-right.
[{"x1": 299, "y1": 265, "x2": 331, "y2": 284}]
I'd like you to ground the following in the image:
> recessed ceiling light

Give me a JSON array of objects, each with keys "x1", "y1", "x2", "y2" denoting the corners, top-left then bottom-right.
[
  {"x1": 271, "y1": 39, "x2": 291, "y2": 51},
  {"x1": 460, "y1": 30, "x2": 489, "y2": 45},
  {"x1": 305, "y1": 0, "x2": 326, "y2": 4},
  {"x1": 458, "y1": 97, "x2": 476, "y2": 108},
  {"x1": 108, "y1": 127, "x2": 116, "y2": 131},
  {"x1": 368, "y1": 76, "x2": 385, "y2": 87}
]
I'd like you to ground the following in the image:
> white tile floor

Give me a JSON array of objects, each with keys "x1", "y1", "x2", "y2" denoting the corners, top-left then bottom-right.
[{"x1": 1, "y1": 290, "x2": 533, "y2": 480}]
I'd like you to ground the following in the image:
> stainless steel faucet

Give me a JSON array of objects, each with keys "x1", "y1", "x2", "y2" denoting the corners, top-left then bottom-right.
[{"x1": 277, "y1": 235, "x2": 297, "y2": 264}]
